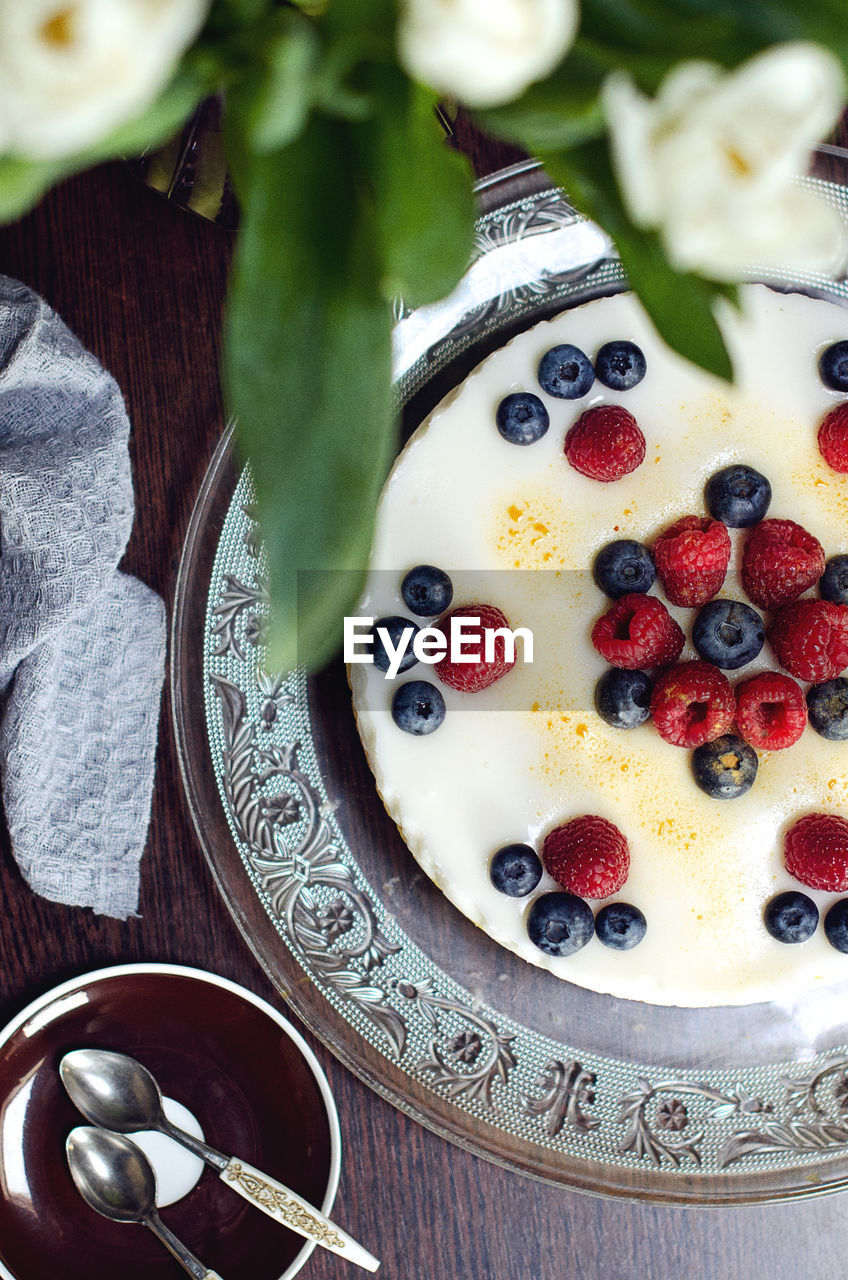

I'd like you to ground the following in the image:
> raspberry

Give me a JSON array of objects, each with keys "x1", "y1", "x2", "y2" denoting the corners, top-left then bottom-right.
[
  {"x1": 434, "y1": 604, "x2": 516, "y2": 692},
  {"x1": 650, "y1": 661, "x2": 735, "y2": 748},
  {"x1": 784, "y1": 814, "x2": 848, "y2": 892},
  {"x1": 543, "y1": 815, "x2": 629, "y2": 899},
  {"x1": 768, "y1": 598, "x2": 848, "y2": 682},
  {"x1": 818, "y1": 403, "x2": 848, "y2": 473},
  {"x1": 652, "y1": 516, "x2": 730, "y2": 607},
  {"x1": 564, "y1": 406, "x2": 645, "y2": 481},
  {"x1": 591, "y1": 593, "x2": 685, "y2": 670},
  {"x1": 734, "y1": 671, "x2": 806, "y2": 750},
  {"x1": 741, "y1": 518, "x2": 825, "y2": 610}
]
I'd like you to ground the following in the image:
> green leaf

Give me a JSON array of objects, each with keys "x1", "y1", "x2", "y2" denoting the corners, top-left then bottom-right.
[
  {"x1": 477, "y1": 41, "x2": 608, "y2": 151},
  {"x1": 659, "y1": 0, "x2": 848, "y2": 62},
  {"x1": 318, "y1": 0, "x2": 396, "y2": 45},
  {"x1": 710, "y1": 280, "x2": 742, "y2": 311},
  {"x1": 576, "y1": 0, "x2": 848, "y2": 87},
  {"x1": 559, "y1": 34, "x2": 698, "y2": 95},
  {"x1": 0, "y1": 156, "x2": 69, "y2": 222},
  {"x1": 540, "y1": 140, "x2": 734, "y2": 382},
  {"x1": 578, "y1": 0, "x2": 762, "y2": 71},
  {"x1": 224, "y1": 113, "x2": 396, "y2": 674},
  {"x1": 610, "y1": 230, "x2": 734, "y2": 382},
  {"x1": 311, "y1": 50, "x2": 380, "y2": 121},
  {"x1": 365, "y1": 73, "x2": 475, "y2": 307},
  {"x1": 207, "y1": 0, "x2": 274, "y2": 30},
  {"x1": 289, "y1": 0, "x2": 330, "y2": 13},
  {"x1": 238, "y1": 8, "x2": 319, "y2": 152},
  {"x1": 310, "y1": 0, "x2": 395, "y2": 117}
]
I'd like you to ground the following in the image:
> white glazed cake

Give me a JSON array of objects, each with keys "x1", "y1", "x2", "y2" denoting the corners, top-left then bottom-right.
[{"x1": 350, "y1": 284, "x2": 848, "y2": 1007}]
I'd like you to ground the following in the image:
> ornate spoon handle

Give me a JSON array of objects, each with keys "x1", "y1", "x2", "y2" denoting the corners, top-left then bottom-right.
[
  {"x1": 221, "y1": 1157, "x2": 379, "y2": 1272},
  {"x1": 158, "y1": 1118, "x2": 379, "y2": 1271}
]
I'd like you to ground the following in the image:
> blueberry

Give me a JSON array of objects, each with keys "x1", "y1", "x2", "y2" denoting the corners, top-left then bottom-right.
[
  {"x1": 401, "y1": 564, "x2": 453, "y2": 617},
  {"x1": 692, "y1": 599, "x2": 764, "y2": 669},
  {"x1": 705, "y1": 465, "x2": 771, "y2": 527},
  {"x1": 372, "y1": 616, "x2": 420, "y2": 674},
  {"x1": 526, "y1": 892, "x2": 594, "y2": 957},
  {"x1": 537, "y1": 343, "x2": 594, "y2": 399},
  {"x1": 763, "y1": 890, "x2": 818, "y2": 944},
  {"x1": 819, "y1": 340, "x2": 848, "y2": 391},
  {"x1": 391, "y1": 680, "x2": 446, "y2": 735},
  {"x1": 594, "y1": 668, "x2": 652, "y2": 729},
  {"x1": 495, "y1": 392, "x2": 550, "y2": 445},
  {"x1": 806, "y1": 677, "x2": 848, "y2": 740},
  {"x1": 594, "y1": 340, "x2": 646, "y2": 391},
  {"x1": 824, "y1": 898, "x2": 848, "y2": 953},
  {"x1": 691, "y1": 734, "x2": 758, "y2": 799},
  {"x1": 593, "y1": 539, "x2": 655, "y2": 598},
  {"x1": 820, "y1": 554, "x2": 848, "y2": 605},
  {"x1": 489, "y1": 843, "x2": 543, "y2": 897},
  {"x1": 595, "y1": 902, "x2": 647, "y2": 950}
]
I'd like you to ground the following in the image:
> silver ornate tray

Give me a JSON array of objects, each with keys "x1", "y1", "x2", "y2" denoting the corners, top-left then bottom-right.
[{"x1": 173, "y1": 159, "x2": 848, "y2": 1203}]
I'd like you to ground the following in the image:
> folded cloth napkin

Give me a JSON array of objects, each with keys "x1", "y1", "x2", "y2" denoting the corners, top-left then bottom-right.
[{"x1": 0, "y1": 277, "x2": 166, "y2": 918}]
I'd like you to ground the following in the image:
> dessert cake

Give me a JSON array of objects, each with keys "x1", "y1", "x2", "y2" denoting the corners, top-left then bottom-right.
[{"x1": 350, "y1": 284, "x2": 848, "y2": 1007}]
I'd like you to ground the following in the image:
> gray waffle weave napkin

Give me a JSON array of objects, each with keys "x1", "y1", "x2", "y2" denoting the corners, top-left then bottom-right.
[{"x1": 0, "y1": 277, "x2": 166, "y2": 918}]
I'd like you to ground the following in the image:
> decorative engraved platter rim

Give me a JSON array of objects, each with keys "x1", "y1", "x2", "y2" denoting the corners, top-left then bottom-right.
[{"x1": 173, "y1": 160, "x2": 848, "y2": 1203}]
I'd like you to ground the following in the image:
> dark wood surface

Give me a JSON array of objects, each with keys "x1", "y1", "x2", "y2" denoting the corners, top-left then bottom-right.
[{"x1": 2, "y1": 136, "x2": 848, "y2": 1280}]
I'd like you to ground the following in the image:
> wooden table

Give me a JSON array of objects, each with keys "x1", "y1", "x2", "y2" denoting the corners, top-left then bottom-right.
[{"x1": 1, "y1": 141, "x2": 848, "y2": 1280}]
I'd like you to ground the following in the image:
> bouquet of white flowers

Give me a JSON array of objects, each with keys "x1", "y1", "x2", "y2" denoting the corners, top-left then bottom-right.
[{"x1": 3, "y1": 0, "x2": 846, "y2": 672}]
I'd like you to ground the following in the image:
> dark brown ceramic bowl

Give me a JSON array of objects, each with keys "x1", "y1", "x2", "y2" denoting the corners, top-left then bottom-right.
[{"x1": 0, "y1": 964, "x2": 340, "y2": 1280}]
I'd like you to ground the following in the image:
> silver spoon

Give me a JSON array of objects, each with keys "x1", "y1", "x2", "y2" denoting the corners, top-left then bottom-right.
[
  {"x1": 66, "y1": 1126, "x2": 224, "y2": 1280},
  {"x1": 60, "y1": 1048, "x2": 379, "y2": 1272}
]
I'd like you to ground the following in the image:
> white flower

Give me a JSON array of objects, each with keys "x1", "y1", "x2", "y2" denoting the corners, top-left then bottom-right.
[
  {"x1": 603, "y1": 43, "x2": 848, "y2": 280},
  {"x1": 0, "y1": 0, "x2": 211, "y2": 160},
  {"x1": 398, "y1": 0, "x2": 578, "y2": 109}
]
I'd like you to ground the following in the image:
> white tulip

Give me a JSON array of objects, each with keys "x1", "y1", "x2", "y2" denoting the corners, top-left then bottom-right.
[
  {"x1": 0, "y1": 0, "x2": 210, "y2": 160},
  {"x1": 604, "y1": 43, "x2": 848, "y2": 280},
  {"x1": 398, "y1": 0, "x2": 579, "y2": 109}
]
